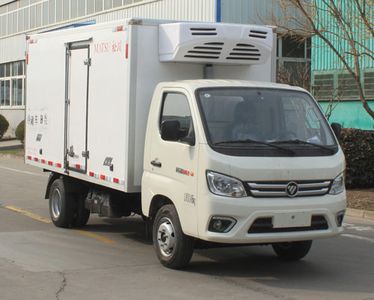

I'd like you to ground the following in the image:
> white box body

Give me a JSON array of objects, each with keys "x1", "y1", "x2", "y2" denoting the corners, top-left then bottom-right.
[{"x1": 25, "y1": 19, "x2": 276, "y2": 193}]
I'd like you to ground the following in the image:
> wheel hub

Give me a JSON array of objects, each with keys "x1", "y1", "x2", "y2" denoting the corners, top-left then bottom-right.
[
  {"x1": 157, "y1": 217, "x2": 176, "y2": 257},
  {"x1": 51, "y1": 188, "x2": 62, "y2": 220}
]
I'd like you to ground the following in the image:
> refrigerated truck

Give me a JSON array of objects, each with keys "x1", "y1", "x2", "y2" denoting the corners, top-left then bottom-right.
[{"x1": 25, "y1": 18, "x2": 346, "y2": 269}]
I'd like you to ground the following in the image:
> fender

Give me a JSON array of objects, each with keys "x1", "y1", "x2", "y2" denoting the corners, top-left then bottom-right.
[{"x1": 44, "y1": 172, "x2": 62, "y2": 199}]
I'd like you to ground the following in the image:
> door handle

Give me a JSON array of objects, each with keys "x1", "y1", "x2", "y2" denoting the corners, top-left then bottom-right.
[
  {"x1": 67, "y1": 146, "x2": 75, "y2": 157},
  {"x1": 151, "y1": 160, "x2": 162, "y2": 168}
]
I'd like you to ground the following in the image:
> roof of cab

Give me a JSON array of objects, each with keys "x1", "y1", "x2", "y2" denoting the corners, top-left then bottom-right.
[{"x1": 157, "y1": 80, "x2": 307, "y2": 93}]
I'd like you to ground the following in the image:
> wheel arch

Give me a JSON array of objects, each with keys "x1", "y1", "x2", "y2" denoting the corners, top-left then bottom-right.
[
  {"x1": 148, "y1": 194, "x2": 175, "y2": 220},
  {"x1": 45, "y1": 172, "x2": 87, "y2": 199},
  {"x1": 44, "y1": 172, "x2": 63, "y2": 199}
]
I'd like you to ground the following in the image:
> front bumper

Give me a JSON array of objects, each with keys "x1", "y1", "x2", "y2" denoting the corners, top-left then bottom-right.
[{"x1": 197, "y1": 192, "x2": 346, "y2": 244}]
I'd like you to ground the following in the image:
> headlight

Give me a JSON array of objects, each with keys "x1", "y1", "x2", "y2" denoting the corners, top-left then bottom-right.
[
  {"x1": 206, "y1": 171, "x2": 247, "y2": 197},
  {"x1": 329, "y1": 174, "x2": 345, "y2": 195}
]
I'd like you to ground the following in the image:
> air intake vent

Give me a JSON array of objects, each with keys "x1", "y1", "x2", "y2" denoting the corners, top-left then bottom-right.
[
  {"x1": 248, "y1": 216, "x2": 329, "y2": 234},
  {"x1": 184, "y1": 42, "x2": 223, "y2": 60},
  {"x1": 190, "y1": 27, "x2": 217, "y2": 36},
  {"x1": 227, "y1": 43, "x2": 261, "y2": 61},
  {"x1": 249, "y1": 30, "x2": 268, "y2": 39}
]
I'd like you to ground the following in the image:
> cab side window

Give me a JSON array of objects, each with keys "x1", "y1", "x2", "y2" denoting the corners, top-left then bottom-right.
[{"x1": 160, "y1": 93, "x2": 194, "y2": 144}]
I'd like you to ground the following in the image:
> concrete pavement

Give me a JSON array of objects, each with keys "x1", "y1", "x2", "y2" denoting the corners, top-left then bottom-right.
[{"x1": 0, "y1": 139, "x2": 23, "y2": 151}]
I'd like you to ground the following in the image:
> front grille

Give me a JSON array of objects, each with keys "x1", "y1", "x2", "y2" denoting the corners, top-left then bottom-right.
[
  {"x1": 248, "y1": 216, "x2": 329, "y2": 234},
  {"x1": 247, "y1": 180, "x2": 331, "y2": 198}
]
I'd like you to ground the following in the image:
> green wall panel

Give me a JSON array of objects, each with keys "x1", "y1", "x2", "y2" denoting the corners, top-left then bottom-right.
[
  {"x1": 311, "y1": 0, "x2": 374, "y2": 72},
  {"x1": 319, "y1": 101, "x2": 374, "y2": 130}
]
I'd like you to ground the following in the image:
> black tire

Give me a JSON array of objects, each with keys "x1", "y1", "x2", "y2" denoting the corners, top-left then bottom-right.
[
  {"x1": 48, "y1": 178, "x2": 74, "y2": 228},
  {"x1": 272, "y1": 240, "x2": 313, "y2": 261},
  {"x1": 153, "y1": 204, "x2": 194, "y2": 269},
  {"x1": 71, "y1": 194, "x2": 90, "y2": 228}
]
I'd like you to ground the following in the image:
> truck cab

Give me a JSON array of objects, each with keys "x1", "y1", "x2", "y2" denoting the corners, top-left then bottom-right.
[{"x1": 142, "y1": 80, "x2": 346, "y2": 267}]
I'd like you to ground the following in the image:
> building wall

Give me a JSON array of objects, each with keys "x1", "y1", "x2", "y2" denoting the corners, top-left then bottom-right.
[
  {"x1": 0, "y1": 0, "x2": 217, "y2": 137},
  {"x1": 311, "y1": 0, "x2": 374, "y2": 130},
  {"x1": 0, "y1": 0, "x2": 216, "y2": 61},
  {"x1": 0, "y1": 0, "x2": 313, "y2": 137},
  {"x1": 311, "y1": 0, "x2": 374, "y2": 72},
  {"x1": 220, "y1": 0, "x2": 308, "y2": 30},
  {"x1": 93, "y1": 0, "x2": 216, "y2": 24},
  {"x1": 0, "y1": 34, "x2": 26, "y2": 63},
  {"x1": 319, "y1": 101, "x2": 374, "y2": 130}
]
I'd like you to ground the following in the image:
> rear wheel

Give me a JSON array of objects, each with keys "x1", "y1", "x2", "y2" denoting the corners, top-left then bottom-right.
[
  {"x1": 49, "y1": 178, "x2": 90, "y2": 228},
  {"x1": 153, "y1": 204, "x2": 194, "y2": 269},
  {"x1": 272, "y1": 240, "x2": 312, "y2": 261},
  {"x1": 72, "y1": 194, "x2": 90, "y2": 227},
  {"x1": 49, "y1": 178, "x2": 73, "y2": 228}
]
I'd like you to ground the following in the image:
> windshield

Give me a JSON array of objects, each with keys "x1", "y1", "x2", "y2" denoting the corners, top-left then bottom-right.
[{"x1": 196, "y1": 88, "x2": 338, "y2": 156}]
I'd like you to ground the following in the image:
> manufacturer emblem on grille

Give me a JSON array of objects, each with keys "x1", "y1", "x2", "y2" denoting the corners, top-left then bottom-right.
[{"x1": 286, "y1": 182, "x2": 299, "y2": 197}]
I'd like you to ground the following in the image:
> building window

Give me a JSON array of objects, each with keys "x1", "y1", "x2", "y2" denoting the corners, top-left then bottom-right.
[
  {"x1": 42, "y1": 1, "x2": 49, "y2": 25},
  {"x1": 282, "y1": 36, "x2": 307, "y2": 58},
  {"x1": 77, "y1": 0, "x2": 86, "y2": 17},
  {"x1": 337, "y1": 73, "x2": 359, "y2": 99},
  {"x1": 104, "y1": 0, "x2": 113, "y2": 10},
  {"x1": 313, "y1": 70, "x2": 374, "y2": 101},
  {"x1": 63, "y1": 0, "x2": 70, "y2": 20},
  {"x1": 49, "y1": 0, "x2": 56, "y2": 24},
  {"x1": 87, "y1": 0, "x2": 95, "y2": 14},
  {"x1": 113, "y1": 0, "x2": 122, "y2": 8},
  {"x1": 95, "y1": 0, "x2": 103, "y2": 12},
  {"x1": 364, "y1": 71, "x2": 374, "y2": 99},
  {"x1": 277, "y1": 35, "x2": 311, "y2": 89},
  {"x1": 312, "y1": 73, "x2": 335, "y2": 100},
  {"x1": 0, "y1": 61, "x2": 25, "y2": 108},
  {"x1": 0, "y1": 81, "x2": 11, "y2": 106}
]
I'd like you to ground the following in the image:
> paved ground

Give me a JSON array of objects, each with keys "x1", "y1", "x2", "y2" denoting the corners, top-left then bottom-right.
[
  {"x1": 0, "y1": 139, "x2": 23, "y2": 151},
  {"x1": 0, "y1": 156, "x2": 374, "y2": 300}
]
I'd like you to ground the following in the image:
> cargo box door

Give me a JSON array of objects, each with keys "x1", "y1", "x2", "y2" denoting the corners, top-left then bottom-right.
[{"x1": 65, "y1": 45, "x2": 90, "y2": 173}]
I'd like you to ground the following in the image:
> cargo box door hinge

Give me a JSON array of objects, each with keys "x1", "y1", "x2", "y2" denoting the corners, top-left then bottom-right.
[{"x1": 82, "y1": 150, "x2": 90, "y2": 159}]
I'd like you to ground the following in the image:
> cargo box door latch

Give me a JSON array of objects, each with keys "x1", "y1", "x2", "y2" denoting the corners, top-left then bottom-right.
[
  {"x1": 67, "y1": 146, "x2": 75, "y2": 157},
  {"x1": 84, "y1": 58, "x2": 91, "y2": 66}
]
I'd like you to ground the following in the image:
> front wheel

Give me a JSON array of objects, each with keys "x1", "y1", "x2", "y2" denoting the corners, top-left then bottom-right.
[
  {"x1": 153, "y1": 204, "x2": 194, "y2": 269},
  {"x1": 272, "y1": 240, "x2": 312, "y2": 261}
]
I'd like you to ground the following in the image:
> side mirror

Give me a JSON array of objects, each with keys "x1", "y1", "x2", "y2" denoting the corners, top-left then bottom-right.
[
  {"x1": 161, "y1": 120, "x2": 182, "y2": 141},
  {"x1": 331, "y1": 122, "x2": 342, "y2": 139},
  {"x1": 161, "y1": 120, "x2": 195, "y2": 146}
]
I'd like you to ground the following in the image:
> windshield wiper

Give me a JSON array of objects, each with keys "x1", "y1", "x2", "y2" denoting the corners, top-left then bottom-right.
[
  {"x1": 270, "y1": 139, "x2": 334, "y2": 153},
  {"x1": 214, "y1": 139, "x2": 295, "y2": 154}
]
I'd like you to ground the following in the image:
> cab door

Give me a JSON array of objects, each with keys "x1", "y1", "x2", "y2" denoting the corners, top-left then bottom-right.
[{"x1": 149, "y1": 90, "x2": 199, "y2": 236}]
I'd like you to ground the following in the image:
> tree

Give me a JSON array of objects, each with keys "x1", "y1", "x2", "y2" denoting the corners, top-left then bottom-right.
[
  {"x1": 276, "y1": 0, "x2": 374, "y2": 121},
  {"x1": 277, "y1": 61, "x2": 311, "y2": 90}
]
